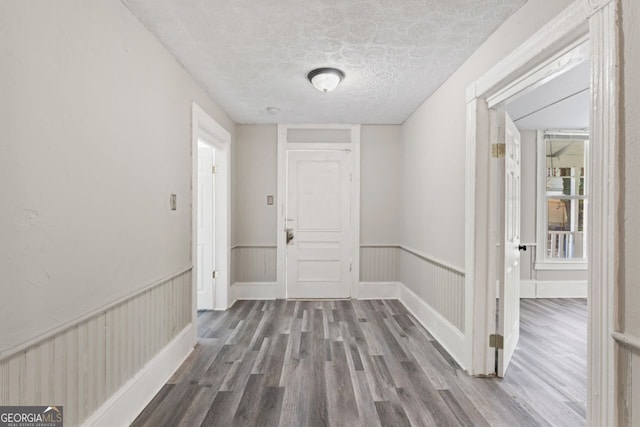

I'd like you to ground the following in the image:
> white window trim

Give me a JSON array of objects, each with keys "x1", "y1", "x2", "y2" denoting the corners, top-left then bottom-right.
[
  {"x1": 534, "y1": 130, "x2": 588, "y2": 270},
  {"x1": 535, "y1": 261, "x2": 587, "y2": 270}
]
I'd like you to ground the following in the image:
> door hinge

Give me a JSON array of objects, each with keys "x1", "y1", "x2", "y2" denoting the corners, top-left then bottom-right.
[
  {"x1": 212, "y1": 165, "x2": 216, "y2": 174},
  {"x1": 489, "y1": 334, "x2": 504, "y2": 349},
  {"x1": 349, "y1": 262, "x2": 352, "y2": 272},
  {"x1": 349, "y1": 173, "x2": 352, "y2": 182},
  {"x1": 492, "y1": 143, "x2": 506, "y2": 158},
  {"x1": 212, "y1": 270, "x2": 218, "y2": 279}
]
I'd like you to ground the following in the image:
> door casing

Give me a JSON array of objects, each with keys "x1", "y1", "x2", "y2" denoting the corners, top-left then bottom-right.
[{"x1": 276, "y1": 124, "x2": 361, "y2": 299}]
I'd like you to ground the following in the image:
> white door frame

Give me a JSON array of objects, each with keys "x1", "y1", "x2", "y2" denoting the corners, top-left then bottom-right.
[
  {"x1": 464, "y1": 0, "x2": 618, "y2": 425},
  {"x1": 191, "y1": 103, "x2": 231, "y2": 327},
  {"x1": 276, "y1": 124, "x2": 361, "y2": 299}
]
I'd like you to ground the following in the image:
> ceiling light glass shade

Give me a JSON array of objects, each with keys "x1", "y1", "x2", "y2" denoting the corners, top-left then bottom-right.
[{"x1": 308, "y1": 68, "x2": 345, "y2": 92}]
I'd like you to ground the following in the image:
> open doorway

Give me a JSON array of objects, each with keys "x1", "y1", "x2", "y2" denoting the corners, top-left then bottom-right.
[
  {"x1": 191, "y1": 103, "x2": 231, "y2": 320},
  {"x1": 485, "y1": 55, "x2": 591, "y2": 422},
  {"x1": 488, "y1": 39, "x2": 591, "y2": 376},
  {"x1": 465, "y1": 1, "x2": 619, "y2": 424}
]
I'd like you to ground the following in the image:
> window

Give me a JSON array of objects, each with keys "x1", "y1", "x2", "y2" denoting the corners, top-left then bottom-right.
[{"x1": 536, "y1": 131, "x2": 588, "y2": 269}]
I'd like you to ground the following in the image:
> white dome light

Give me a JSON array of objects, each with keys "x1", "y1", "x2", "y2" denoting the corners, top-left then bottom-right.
[{"x1": 307, "y1": 68, "x2": 345, "y2": 93}]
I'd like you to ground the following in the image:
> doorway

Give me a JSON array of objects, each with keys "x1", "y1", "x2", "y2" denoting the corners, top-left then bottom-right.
[
  {"x1": 276, "y1": 125, "x2": 361, "y2": 299},
  {"x1": 191, "y1": 103, "x2": 231, "y2": 316},
  {"x1": 494, "y1": 53, "x2": 591, "y2": 377},
  {"x1": 464, "y1": 1, "x2": 619, "y2": 424}
]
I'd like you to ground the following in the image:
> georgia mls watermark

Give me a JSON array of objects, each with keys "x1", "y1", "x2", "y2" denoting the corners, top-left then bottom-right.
[{"x1": 0, "y1": 406, "x2": 63, "y2": 427}]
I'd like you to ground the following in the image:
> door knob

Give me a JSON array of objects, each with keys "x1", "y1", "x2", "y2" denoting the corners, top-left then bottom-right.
[
  {"x1": 286, "y1": 228, "x2": 294, "y2": 245},
  {"x1": 518, "y1": 245, "x2": 527, "y2": 251}
]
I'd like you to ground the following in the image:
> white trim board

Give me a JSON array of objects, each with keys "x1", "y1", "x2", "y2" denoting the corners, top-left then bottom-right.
[
  {"x1": 230, "y1": 282, "x2": 278, "y2": 303},
  {"x1": 400, "y1": 245, "x2": 465, "y2": 275},
  {"x1": 228, "y1": 281, "x2": 401, "y2": 301},
  {"x1": 399, "y1": 283, "x2": 466, "y2": 370},
  {"x1": 520, "y1": 280, "x2": 588, "y2": 298},
  {"x1": 357, "y1": 282, "x2": 401, "y2": 300},
  {"x1": 82, "y1": 324, "x2": 194, "y2": 427},
  {"x1": 464, "y1": 1, "x2": 618, "y2": 424}
]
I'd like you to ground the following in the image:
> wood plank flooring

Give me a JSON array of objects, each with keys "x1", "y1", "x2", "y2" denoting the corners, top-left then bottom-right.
[{"x1": 131, "y1": 298, "x2": 586, "y2": 426}]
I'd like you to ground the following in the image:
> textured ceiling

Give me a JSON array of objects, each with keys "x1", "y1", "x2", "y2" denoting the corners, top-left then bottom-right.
[{"x1": 122, "y1": 0, "x2": 527, "y2": 124}]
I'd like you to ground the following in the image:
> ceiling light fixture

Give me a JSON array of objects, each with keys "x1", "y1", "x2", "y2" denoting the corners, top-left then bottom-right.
[{"x1": 307, "y1": 67, "x2": 345, "y2": 93}]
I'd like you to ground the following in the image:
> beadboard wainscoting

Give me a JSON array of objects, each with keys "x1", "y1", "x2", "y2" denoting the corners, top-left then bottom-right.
[
  {"x1": 359, "y1": 245, "x2": 400, "y2": 282},
  {"x1": 398, "y1": 247, "x2": 466, "y2": 366},
  {"x1": 231, "y1": 245, "x2": 277, "y2": 284},
  {"x1": 359, "y1": 245, "x2": 402, "y2": 299},
  {"x1": 230, "y1": 246, "x2": 278, "y2": 303},
  {"x1": 0, "y1": 269, "x2": 193, "y2": 427}
]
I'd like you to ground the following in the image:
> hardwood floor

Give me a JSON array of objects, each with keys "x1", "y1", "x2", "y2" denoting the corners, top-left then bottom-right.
[{"x1": 131, "y1": 298, "x2": 586, "y2": 426}]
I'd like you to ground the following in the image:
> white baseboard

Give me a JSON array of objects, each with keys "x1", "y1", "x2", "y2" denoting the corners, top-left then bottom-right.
[
  {"x1": 357, "y1": 282, "x2": 401, "y2": 299},
  {"x1": 520, "y1": 280, "x2": 587, "y2": 298},
  {"x1": 537, "y1": 280, "x2": 587, "y2": 298},
  {"x1": 398, "y1": 283, "x2": 466, "y2": 370},
  {"x1": 520, "y1": 280, "x2": 537, "y2": 298},
  {"x1": 230, "y1": 282, "x2": 278, "y2": 304},
  {"x1": 82, "y1": 324, "x2": 195, "y2": 427},
  {"x1": 229, "y1": 282, "x2": 401, "y2": 301}
]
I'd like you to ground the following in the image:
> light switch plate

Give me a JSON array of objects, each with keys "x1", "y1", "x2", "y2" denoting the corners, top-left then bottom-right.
[
  {"x1": 267, "y1": 195, "x2": 274, "y2": 205},
  {"x1": 170, "y1": 194, "x2": 177, "y2": 210}
]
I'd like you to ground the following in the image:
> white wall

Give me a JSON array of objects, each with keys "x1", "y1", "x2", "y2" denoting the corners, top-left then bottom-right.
[
  {"x1": 621, "y1": 0, "x2": 640, "y2": 423},
  {"x1": 400, "y1": 0, "x2": 575, "y2": 271},
  {"x1": 0, "y1": 0, "x2": 234, "y2": 355},
  {"x1": 234, "y1": 125, "x2": 278, "y2": 246},
  {"x1": 360, "y1": 125, "x2": 402, "y2": 245},
  {"x1": 622, "y1": 0, "x2": 640, "y2": 340}
]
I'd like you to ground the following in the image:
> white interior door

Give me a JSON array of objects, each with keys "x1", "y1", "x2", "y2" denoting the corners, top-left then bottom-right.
[
  {"x1": 497, "y1": 111, "x2": 521, "y2": 377},
  {"x1": 197, "y1": 142, "x2": 215, "y2": 310},
  {"x1": 286, "y1": 150, "x2": 351, "y2": 299}
]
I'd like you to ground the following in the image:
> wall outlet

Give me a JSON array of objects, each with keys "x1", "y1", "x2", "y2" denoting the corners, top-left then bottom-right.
[
  {"x1": 170, "y1": 194, "x2": 177, "y2": 210},
  {"x1": 267, "y1": 195, "x2": 274, "y2": 205}
]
